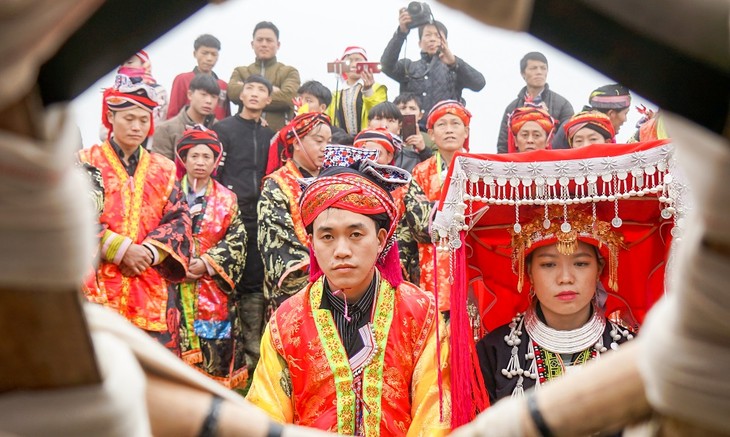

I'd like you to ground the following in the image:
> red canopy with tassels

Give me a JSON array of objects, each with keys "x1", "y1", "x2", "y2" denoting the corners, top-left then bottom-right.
[{"x1": 434, "y1": 140, "x2": 679, "y2": 428}]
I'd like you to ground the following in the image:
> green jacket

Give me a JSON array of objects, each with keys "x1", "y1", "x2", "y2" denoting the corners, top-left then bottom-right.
[{"x1": 228, "y1": 56, "x2": 301, "y2": 132}]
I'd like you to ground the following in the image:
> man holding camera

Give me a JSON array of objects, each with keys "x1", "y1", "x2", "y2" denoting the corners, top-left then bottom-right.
[{"x1": 380, "y1": 4, "x2": 485, "y2": 116}]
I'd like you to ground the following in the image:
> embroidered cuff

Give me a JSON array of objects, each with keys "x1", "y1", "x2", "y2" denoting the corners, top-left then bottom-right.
[{"x1": 100, "y1": 230, "x2": 133, "y2": 265}]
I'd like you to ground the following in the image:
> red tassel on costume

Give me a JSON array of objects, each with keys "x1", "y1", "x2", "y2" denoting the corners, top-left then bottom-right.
[
  {"x1": 377, "y1": 240, "x2": 403, "y2": 289},
  {"x1": 450, "y1": 232, "x2": 489, "y2": 429},
  {"x1": 308, "y1": 241, "x2": 323, "y2": 283}
]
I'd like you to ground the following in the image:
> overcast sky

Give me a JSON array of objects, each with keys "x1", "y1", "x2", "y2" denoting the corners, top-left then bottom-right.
[{"x1": 70, "y1": 0, "x2": 656, "y2": 153}]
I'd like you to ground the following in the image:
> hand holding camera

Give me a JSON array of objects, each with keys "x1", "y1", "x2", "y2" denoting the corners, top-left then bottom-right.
[{"x1": 398, "y1": 2, "x2": 433, "y2": 33}]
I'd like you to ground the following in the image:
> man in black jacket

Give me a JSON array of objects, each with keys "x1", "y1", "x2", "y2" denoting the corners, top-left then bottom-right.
[
  {"x1": 496, "y1": 52, "x2": 574, "y2": 153},
  {"x1": 380, "y1": 7, "x2": 485, "y2": 116},
  {"x1": 212, "y1": 74, "x2": 274, "y2": 375}
]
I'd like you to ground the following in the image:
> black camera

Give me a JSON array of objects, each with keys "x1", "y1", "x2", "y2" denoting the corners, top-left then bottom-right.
[{"x1": 406, "y1": 2, "x2": 433, "y2": 29}]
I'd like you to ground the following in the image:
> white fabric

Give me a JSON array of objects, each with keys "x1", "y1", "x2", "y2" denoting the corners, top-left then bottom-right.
[
  {"x1": 638, "y1": 113, "x2": 730, "y2": 434},
  {"x1": 0, "y1": 104, "x2": 95, "y2": 289},
  {"x1": 449, "y1": 395, "x2": 526, "y2": 437}
]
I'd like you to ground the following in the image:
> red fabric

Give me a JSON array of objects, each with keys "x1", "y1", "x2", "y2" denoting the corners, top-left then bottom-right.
[
  {"x1": 167, "y1": 70, "x2": 230, "y2": 121},
  {"x1": 269, "y1": 279, "x2": 437, "y2": 434},
  {"x1": 439, "y1": 140, "x2": 672, "y2": 333},
  {"x1": 192, "y1": 180, "x2": 238, "y2": 324},
  {"x1": 411, "y1": 156, "x2": 451, "y2": 311},
  {"x1": 442, "y1": 140, "x2": 673, "y2": 423},
  {"x1": 78, "y1": 143, "x2": 191, "y2": 332}
]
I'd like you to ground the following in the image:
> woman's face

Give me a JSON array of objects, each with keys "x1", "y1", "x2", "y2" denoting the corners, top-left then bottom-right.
[
  {"x1": 528, "y1": 241, "x2": 602, "y2": 327},
  {"x1": 571, "y1": 127, "x2": 608, "y2": 148}
]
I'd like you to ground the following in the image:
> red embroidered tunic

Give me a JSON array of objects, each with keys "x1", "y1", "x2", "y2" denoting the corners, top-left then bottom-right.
[{"x1": 78, "y1": 142, "x2": 191, "y2": 332}]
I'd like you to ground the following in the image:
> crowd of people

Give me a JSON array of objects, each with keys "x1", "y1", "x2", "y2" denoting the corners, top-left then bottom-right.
[{"x1": 76, "y1": 8, "x2": 671, "y2": 435}]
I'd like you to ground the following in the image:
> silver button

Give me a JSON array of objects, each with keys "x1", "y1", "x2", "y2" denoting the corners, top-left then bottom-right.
[
  {"x1": 424, "y1": 75, "x2": 429, "y2": 80},
  {"x1": 422, "y1": 92, "x2": 427, "y2": 96}
]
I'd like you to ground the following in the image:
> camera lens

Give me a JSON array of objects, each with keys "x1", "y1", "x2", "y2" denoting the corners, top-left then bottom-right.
[{"x1": 407, "y1": 1, "x2": 423, "y2": 14}]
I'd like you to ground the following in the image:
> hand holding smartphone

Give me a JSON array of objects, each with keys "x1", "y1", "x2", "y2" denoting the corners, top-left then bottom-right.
[
  {"x1": 354, "y1": 62, "x2": 382, "y2": 74},
  {"x1": 400, "y1": 114, "x2": 418, "y2": 140}
]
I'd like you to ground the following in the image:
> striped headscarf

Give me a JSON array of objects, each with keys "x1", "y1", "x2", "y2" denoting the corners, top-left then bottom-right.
[
  {"x1": 174, "y1": 125, "x2": 223, "y2": 179},
  {"x1": 101, "y1": 74, "x2": 158, "y2": 141},
  {"x1": 563, "y1": 110, "x2": 616, "y2": 147},
  {"x1": 507, "y1": 105, "x2": 557, "y2": 153},
  {"x1": 589, "y1": 84, "x2": 631, "y2": 110},
  {"x1": 280, "y1": 112, "x2": 331, "y2": 157}
]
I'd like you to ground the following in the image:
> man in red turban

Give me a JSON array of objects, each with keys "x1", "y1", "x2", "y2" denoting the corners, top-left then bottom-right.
[{"x1": 248, "y1": 145, "x2": 450, "y2": 435}]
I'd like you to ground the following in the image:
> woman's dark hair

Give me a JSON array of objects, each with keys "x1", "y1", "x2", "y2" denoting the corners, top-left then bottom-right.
[{"x1": 368, "y1": 101, "x2": 403, "y2": 122}]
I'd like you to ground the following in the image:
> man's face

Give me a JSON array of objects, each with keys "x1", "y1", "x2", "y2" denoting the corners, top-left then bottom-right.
[
  {"x1": 522, "y1": 59, "x2": 548, "y2": 89},
  {"x1": 397, "y1": 100, "x2": 422, "y2": 120},
  {"x1": 183, "y1": 144, "x2": 216, "y2": 181},
  {"x1": 419, "y1": 24, "x2": 445, "y2": 56},
  {"x1": 607, "y1": 107, "x2": 629, "y2": 131},
  {"x1": 240, "y1": 82, "x2": 272, "y2": 111},
  {"x1": 311, "y1": 208, "x2": 387, "y2": 298},
  {"x1": 515, "y1": 121, "x2": 548, "y2": 152},
  {"x1": 299, "y1": 92, "x2": 327, "y2": 113},
  {"x1": 293, "y1": 124, "x2": 331, "y2": 172},
  {"x1": 251, "y1": 28, "x2": 280, "y2": 61},
  {"x1": 193, "y1": 46, "x2": 219, "y2": 74},
  {"x1": 187, "y1": 88, "x2": 219, "y2": 117},
  {"x1": 107, "y1": 107, "x2": 151, "y2": 149},
  {"x1": 429, "y1": 113, "x2": 469, "y2": 153}
]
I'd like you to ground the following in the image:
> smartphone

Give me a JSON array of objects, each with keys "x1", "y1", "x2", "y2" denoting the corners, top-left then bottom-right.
[
  {"x1": 327, "y1": 61, "x2": 347, "y2": 74},
  {"x1": 354, "y1": 62, "x2": 382, "y2": 74},
  {"x1": 401, "y1": 114, "x2": 418, "y2": 140}
]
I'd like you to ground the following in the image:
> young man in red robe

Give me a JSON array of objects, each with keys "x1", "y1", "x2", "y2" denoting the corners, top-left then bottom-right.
[
  {"x1": 78, "y1": 77, "x2": 192, "y2": 354},
  {"x1": 247, "y1": 146, "x2": 451, "y2": 435}
]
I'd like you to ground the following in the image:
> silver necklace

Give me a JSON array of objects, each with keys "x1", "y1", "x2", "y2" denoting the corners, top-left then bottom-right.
[{"x1": 524, "y1": 305, "x2": 606, "y2": 354}]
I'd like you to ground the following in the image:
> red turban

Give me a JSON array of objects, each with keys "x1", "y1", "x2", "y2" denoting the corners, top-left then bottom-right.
[
  {"x1": 101, "y1": 75, "x2": 158, "y2": 141},
  {"x1": 300, "y1": 146, "x2": 411, "y2": 287},
  {"x1": 507, "y1": 105, "x2": 557, "y2": 153}
]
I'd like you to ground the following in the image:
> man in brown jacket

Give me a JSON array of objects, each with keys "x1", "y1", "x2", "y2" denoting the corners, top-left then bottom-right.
[{"x1": 228, "y1": 21, "x2": 300, "y2": 132}]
